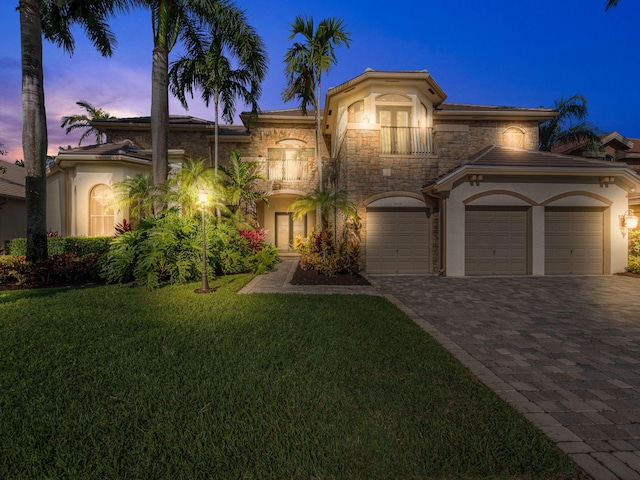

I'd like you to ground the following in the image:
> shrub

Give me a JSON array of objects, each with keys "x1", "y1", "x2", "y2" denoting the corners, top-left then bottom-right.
[
  {"x1": 627, "y1": 256, "x2": 640, "y2": 274},
  {"x1": 627, "y1": 230, "x2": 640, "y2": 273},
  {"x1": 99, "y1": 211, "x2": 279, "y2": 288},
  {"x1": 629, "y1": 230, "x2": 640, "y2": 257},
  {"x1": 294, "y1": 229, "x2": 360, "y2": 277},
  {"x1": 0, "y1": 253, "x2": 103, "y2": 287},
  {"x1": 0, "y1": 256, "x2": 29, "y2": 285},
  {"x1": 5, "y1": 236, "x2": 112, "y2": 256}
]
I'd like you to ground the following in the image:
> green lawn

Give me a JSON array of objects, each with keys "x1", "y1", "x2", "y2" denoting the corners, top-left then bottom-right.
[{"x1": 0, "y1": 275, "x2": 586, "y2": 479}]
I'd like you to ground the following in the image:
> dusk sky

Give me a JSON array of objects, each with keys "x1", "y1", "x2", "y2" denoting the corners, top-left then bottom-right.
[{"x1": 1, "y1": 0, "x2": 638, "y2": 163}]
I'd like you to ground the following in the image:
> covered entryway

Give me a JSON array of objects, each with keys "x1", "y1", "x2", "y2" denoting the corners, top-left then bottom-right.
[
  {"x1": 366, "y1": 196, "x2": 430, "y2": 274},
  {"x1": 275, "y1": 212, "x2": 306, "y2": 252},
  {"x1": 545, "y1": 207, "x2": 604, "y2": 275},
  {"x1": 465, "y1": 207, "x2": 529, "y2": 275}
]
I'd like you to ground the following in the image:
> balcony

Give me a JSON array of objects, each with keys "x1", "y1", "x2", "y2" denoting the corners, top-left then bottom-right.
[
  {"x1": 380, "y1": 126, "x2": 433, "y2": 155},
  {"x1": 268, "y1": 158, "x2": 309, "y2": 181}
]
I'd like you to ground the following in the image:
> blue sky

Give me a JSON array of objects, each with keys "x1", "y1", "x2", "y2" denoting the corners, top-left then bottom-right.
[{"x1": 1, "y1": 0, "x2": 638, "y2": 162}]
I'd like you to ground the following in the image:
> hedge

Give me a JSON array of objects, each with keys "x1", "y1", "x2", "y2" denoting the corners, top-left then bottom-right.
[{"x1": 5, "y1": 237, "x2": 112, "y2": 257}]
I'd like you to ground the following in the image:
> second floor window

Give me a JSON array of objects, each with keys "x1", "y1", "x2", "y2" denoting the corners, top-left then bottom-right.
[{"x1": 267, "y1": 148, "x2": 314, "y2": 181}]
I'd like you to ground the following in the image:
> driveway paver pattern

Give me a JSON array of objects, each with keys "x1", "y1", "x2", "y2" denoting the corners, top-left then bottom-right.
[
  {"x1": 371, "y1": 274, "x2": 640, "y2": 480},
  {"x1": 242, "y1": 260, "x2": 640, "y2": 479}
]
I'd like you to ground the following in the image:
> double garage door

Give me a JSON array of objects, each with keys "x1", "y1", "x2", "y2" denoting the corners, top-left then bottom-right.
[
  {"x1": 465, "y1": 207, "x2": 604, "y2": 275},
  {"x1": 366, "y1": 209, "x2": 430, "y2": 273}
]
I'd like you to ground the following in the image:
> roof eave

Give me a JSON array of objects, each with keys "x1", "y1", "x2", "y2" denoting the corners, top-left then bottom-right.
[
  {"x1": 435, "y1": 109, "x2": 557, "y2": 122},
  {"x1": 424, "y1": 164, "x2": 640, "y2": 196}
]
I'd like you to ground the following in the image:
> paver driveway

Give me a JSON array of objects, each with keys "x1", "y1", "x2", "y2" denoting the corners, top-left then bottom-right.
[{"x1": 370, "y1": 274, "x2": 640, "y2": 480}]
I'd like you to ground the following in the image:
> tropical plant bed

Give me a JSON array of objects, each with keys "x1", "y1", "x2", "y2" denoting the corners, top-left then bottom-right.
[{"x1": 290, "y1": 263, "x2": 371, "y2": 286}]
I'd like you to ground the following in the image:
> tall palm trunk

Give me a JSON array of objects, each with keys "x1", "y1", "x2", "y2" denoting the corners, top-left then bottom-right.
[
  {"x1": 151, "y1": 45, "x2": 169, "y2": 187},
  {"x1": 315, "y1": 74, "x2": 323, "y2": 192},
  {"x1": 151, "y1": 0, "x2": 171, "y2": 212},
  {"x1": 213, "y1": 89, "x2": 219, "y2": 174},
  {"x1": 20, "y1": 0, "x2": 48, "y2": 262}
]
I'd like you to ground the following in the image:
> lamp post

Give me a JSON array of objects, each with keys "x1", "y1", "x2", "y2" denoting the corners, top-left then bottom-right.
[{"x1": 195, "y1": 190, "x2": 214, "y2": 294}]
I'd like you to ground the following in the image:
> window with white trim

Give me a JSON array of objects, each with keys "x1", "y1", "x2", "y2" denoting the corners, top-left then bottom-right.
[{"x1": 90, "y1": 184, "x2": 115, "y2": 236}]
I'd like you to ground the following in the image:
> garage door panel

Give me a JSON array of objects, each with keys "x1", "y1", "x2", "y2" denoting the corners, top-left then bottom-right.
[
  {"x1": 466, "y1": 209, "x2": 529, "y2": 276},
  {"x1": 366, "y1": 210, "x2": 430, "y2": 274},
  {"x1": 545, "y1": 208, "x2": 603, "y2": 275}
]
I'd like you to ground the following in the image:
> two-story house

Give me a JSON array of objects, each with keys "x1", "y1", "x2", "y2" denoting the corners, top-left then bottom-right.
[{"x1": 46, "y1": 69, "x2": 640, "y2": 276}]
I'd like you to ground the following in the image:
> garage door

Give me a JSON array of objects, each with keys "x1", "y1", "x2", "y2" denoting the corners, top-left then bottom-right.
[
  {"x1": 366, "y1": 209, "x2": 430, "y2": 273},
  {"x1": 545, "y1": 207, "x2": 603, "y2": 275},
  {"x1": 465, "y1": 208, "x2": 529, "y2": 275}
]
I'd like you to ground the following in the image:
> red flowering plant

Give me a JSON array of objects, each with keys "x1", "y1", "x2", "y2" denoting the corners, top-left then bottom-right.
[{"x1": 239, "y1": 227, "x2": 267, "y2": 253}]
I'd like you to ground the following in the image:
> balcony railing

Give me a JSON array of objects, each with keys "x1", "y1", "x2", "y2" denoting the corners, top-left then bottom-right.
[
  {"x1": 268, "y1": 158, "x2": 309, "y2": 181},
  {"x1": 380, "y1": 126, "x2": 433, "y2": 155}
]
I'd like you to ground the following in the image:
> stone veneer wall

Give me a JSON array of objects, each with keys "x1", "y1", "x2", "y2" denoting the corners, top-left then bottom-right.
[{"x1": 433, "y1": 119, "x2": 541, "y2": 167}]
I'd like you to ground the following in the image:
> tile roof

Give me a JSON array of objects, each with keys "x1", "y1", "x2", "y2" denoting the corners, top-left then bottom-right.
[
  {"x1": 93, "y1": 115, "x2": 215, "y2": 126},
  {"x1": 627, "y1": 138, "x2": 640, "y2": 153},
  {"x1": 241, "y1": 108, "x2": 316, "y2": 118},
  {"x1": 0, "y1": 161, "x2": 26, "y2": 200},
  {"x1": 57, "y1": 139, "x2": 149, "y2": 159},
  {"x1": 425, "y1": 145, "x2": 633, "y2": 188},
  {"x1": 465, "y1": 144, "x2": 621, "y2": 169},
  {"x1": 438, "y1": 102, "x2": 553, "y2": 113}
]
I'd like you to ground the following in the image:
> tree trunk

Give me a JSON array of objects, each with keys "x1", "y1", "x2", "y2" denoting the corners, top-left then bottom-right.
[
  {"x1": 151, "y1": 44, "x2": 169, "y2": 211},
  {"x1": 20, "y1": 0, "x2": 48, "y2": 262},
  {"x1": 214, "y1": 91, "x2": 219, "y2": 174},
  {"x1": 315, "y1": 75, "x2": 323, "y2": 192}
]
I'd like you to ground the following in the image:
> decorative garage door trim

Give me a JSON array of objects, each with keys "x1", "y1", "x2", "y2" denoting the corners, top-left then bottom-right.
[
  {"x1": 366, "y1": 206, "x2": 430, "y2": 274},
  {"x1": 465, "y1": 207, "x2": 530, "y2": 276},
  {"x1": 545, "y1": 207, "x2": 604, "y2": 275}
]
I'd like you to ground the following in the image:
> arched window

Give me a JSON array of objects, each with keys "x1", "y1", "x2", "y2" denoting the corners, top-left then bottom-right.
[
  {"x1": 90, "y1": 184, "x2": 114, "y2": 236},
  {"x1": 348, "y1": 100, "x2": 364, "y2": 123},
  {"x1": 503, "y1": 127, "x2": 526, "y2": 149}
]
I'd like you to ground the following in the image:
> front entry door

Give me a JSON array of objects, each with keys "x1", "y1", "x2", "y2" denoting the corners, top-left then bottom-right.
[{"x1": 275, "y1": 213, "x2": 306, "y2": 252}]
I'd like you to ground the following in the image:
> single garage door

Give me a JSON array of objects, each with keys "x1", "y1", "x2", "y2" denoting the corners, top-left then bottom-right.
[
  {"x1": 545, "y1": 207, "x2": 604, "y2": 275},
  {"x1": 465, "y1": 207, "x2": 529, "y2": 275},
  {"x1": 366, "y1": 209, "x2": 430, "y2": 273}
]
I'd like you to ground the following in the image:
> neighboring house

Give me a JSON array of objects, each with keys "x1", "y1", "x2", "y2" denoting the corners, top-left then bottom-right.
[
  {"x1": 552, "y1": 131, "x2": 640, "y2": 211},
  {"x1": 47, "y1": 68, "x2": 640, "y2": 276},
  {"x1": 0, "y1": 161, "x2": 27, "y2": 252}
]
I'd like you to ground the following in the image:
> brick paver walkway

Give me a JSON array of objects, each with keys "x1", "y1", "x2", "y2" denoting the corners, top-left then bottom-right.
[{"x1": 242, "y1": 260, "x2": 640, "y2": 479}]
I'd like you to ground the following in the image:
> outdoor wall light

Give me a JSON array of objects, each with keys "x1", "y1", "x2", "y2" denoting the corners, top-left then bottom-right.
[
  {"x1": 195, "y1": 189, "x2": 214, "y2": 294},
  {"x1": 623, "y1": 209, "x2": 639, "y2": 230}
]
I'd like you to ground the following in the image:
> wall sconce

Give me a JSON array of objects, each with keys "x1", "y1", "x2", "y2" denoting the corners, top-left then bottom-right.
[
  {"x1": 622, "y1": 209, "x2": 639, "y2": 230},
  {"x1": 362, "y1": 115, "x2": 370, "y2": 124}
]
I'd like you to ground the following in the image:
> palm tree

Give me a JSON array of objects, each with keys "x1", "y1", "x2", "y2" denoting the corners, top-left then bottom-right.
[
  {"x1": 169, "y1": 6, "x2": 267, "y2": 173},
  {"x1": 605, "y1": 0, "x2": 619, "y2": 9},
  {"x1": 112, "y1": 172, "x2": 158, "y2": 221},
  {"x1": 60, "y1": 100, "x2": 115, "y2": 145},
  {"x1": 165, "y1": 157, "x2": 226, "y2": 217},
  {"x1": 219, "y1": 149, "x2": 268, "y2": 217},
  {"x1": 283, "y1": 16, "x2": 350, "y2": 192},
  {"x1": 19, "y1": 0, "x2": 129, "y2": 262},
  {"x1": 289, "y1": 188, "x2": 358, "y2": 232},
  {"x1": 142, "y1": 0, "x2": 225, "y2": 195},
  {"x1": 539, "y1": 94, "x2": 601, "y2": 152}
]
